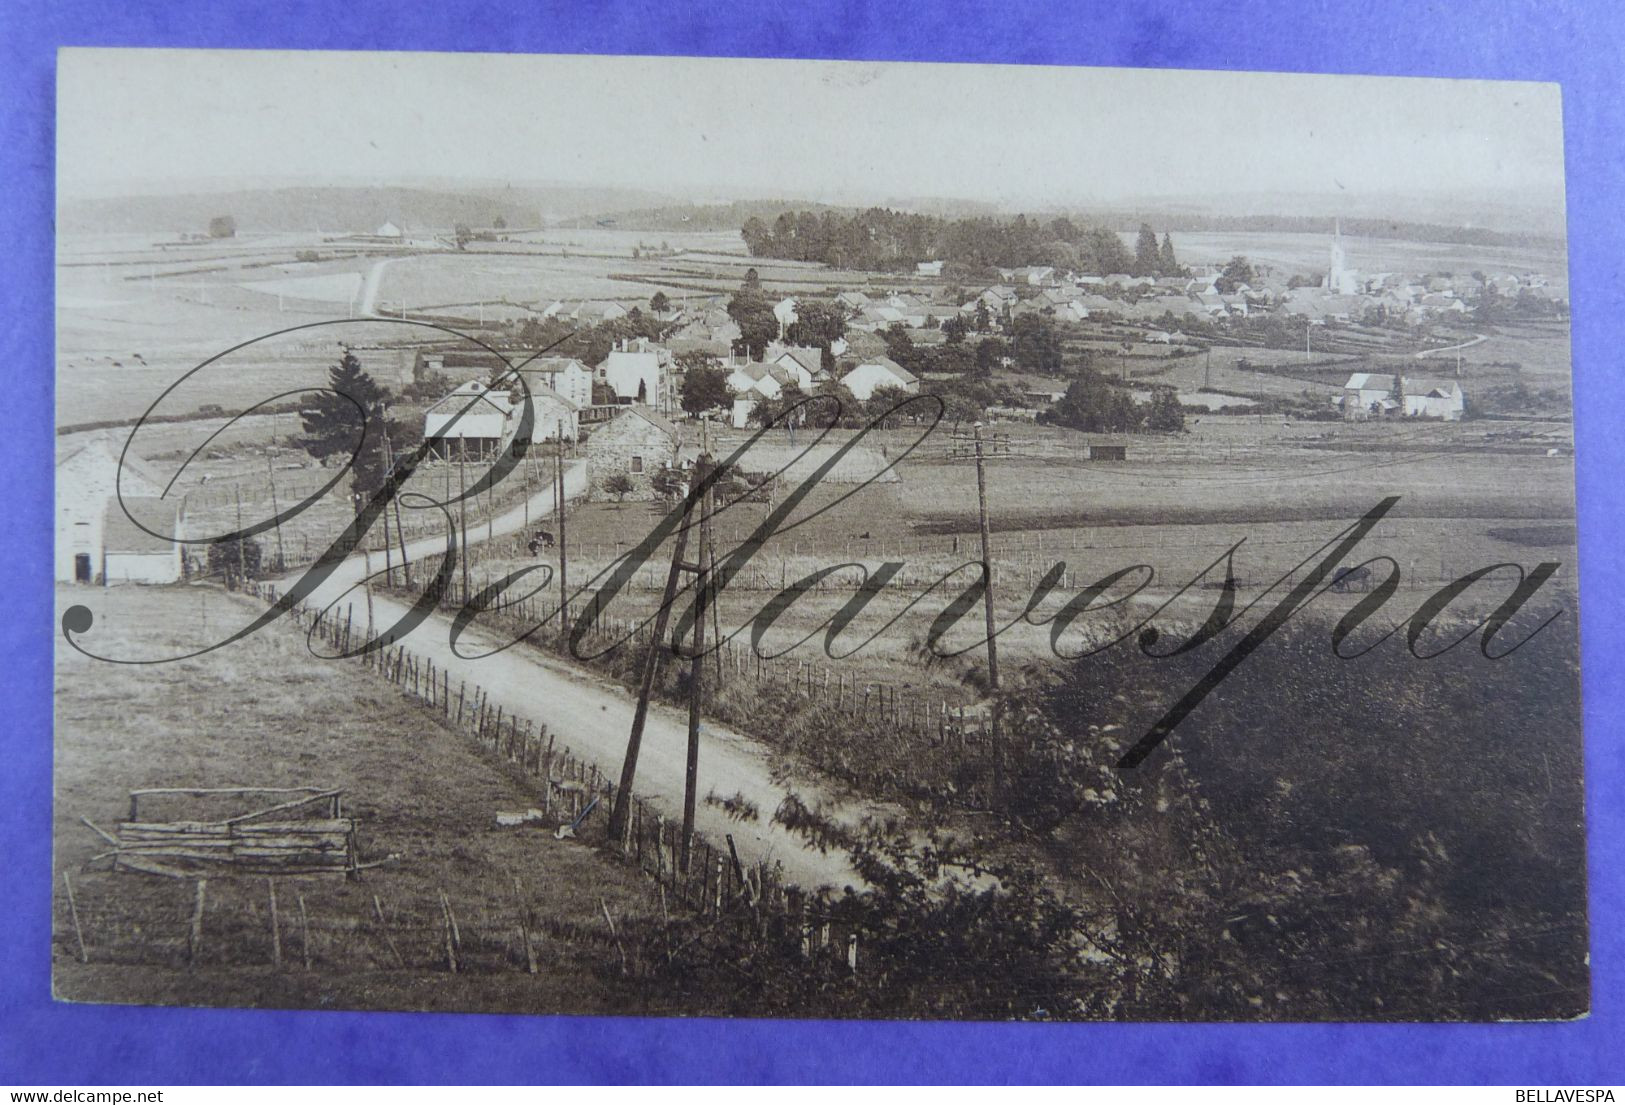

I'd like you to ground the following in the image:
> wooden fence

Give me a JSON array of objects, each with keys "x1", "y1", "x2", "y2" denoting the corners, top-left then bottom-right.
[{"x1": 57, "y1": 581, "x2": 875, "y2": 980}]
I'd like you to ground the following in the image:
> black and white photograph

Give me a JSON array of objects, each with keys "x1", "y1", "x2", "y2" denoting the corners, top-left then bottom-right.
[{"x1": 51, "y1": 49, "x2": 1586, "y2": 1023}]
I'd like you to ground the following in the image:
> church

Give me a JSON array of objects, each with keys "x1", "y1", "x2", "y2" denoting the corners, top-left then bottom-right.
[{"x1": 1327, "y1": 219, "x2": 1360, "y2": 295}]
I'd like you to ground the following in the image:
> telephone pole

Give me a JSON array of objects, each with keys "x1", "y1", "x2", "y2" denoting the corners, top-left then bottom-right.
[
  {"x1": 972, "y1": 422, "x2": 1003, "y2": 797},
  {"x1": 680, "y1": 452, "x2": 715, "y2": 873},
  {"x1": 555, "y1": 420, "x2": 569, "y2": 638},
  {"x1": 457, "y1": 438, "x2": 470, "y2": 602},
  {"x1": 607, "y1": 459, "x2": 698, "y2": 847}
]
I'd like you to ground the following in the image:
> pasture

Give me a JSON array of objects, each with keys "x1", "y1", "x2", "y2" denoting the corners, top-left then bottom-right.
[{"x1": 52, "y1": 585, "x2": 662, "y2": 1014}]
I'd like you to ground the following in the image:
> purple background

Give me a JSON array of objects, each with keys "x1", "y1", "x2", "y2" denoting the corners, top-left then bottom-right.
[{"x1": 3, "y1": 0, "x2": 1622, "y2": 1084}]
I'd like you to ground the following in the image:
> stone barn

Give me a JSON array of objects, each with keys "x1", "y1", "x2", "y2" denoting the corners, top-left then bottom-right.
[{"x1": 585, "y1": 407, "x2": 680, "y2": 501}]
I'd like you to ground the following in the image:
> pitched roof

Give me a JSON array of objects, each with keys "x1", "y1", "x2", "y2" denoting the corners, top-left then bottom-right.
[
  {"x1": 619, "y1": 405, "x2": 678, "y2": 440},
  {"x1": 517, "y1": 356, "x2": 590, "y2": 375},
  {"x1": 773, "y1": 346, "x2": 824, "y2": 375},
  {"x1": 102, "y1": 496, "x2": 180, "y2": 554},
  {"x1": 848, "y1": 355, "x2": 918, "y2": 386},
  {"x1": 426, "y1": 380, "x2": 512, "y2": 416},
  {"x1": 57, "y1": 435, "x2": 170, "y2": 494}
]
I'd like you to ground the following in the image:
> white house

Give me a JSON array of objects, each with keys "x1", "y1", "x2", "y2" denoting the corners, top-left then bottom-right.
[
  {"x1": 1340, "y1": 373, "x2": 1465, "y2": 421},
  {"x1": 602, "y1": 347, "x2": 666, "y2": 408},
  {"x1": 57, "y1": 436, "x2": 183, "y2": 584},
  {"x1": 840, "y1": 357, "x2": 921, "y2": 402},
  {"x1": 726, "y1": 360, "x2": 794, "y2": 400},
  {"x1": 516, "y1": 356, "x2": 594, "y2": 410},
  {"x1": 766, "y1": 346, "x2": 825, "y2": 389},
  {"x1": 915, "y1": 261, "x2": 945, "y2": 277},
  {"x1": 773, "y1": 297, "x2": 798, "y2": 337}
]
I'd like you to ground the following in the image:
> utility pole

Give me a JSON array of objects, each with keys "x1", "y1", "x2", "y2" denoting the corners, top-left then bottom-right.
[
  {"x1": 681, "y1": 451, "x2": 714, "y2": 873},
  {"x1": 265, "y1": 450, "x2": 286, "y2": 573},
  {"x1": 458, "y1": 438, "x2": 470, "y2": 602},
  {"x1": 233, "y1": 485, "x2": 248, "y2": 585},
  {"x1": 380, "y1": 406, "x2": 411, "y2": 587},
  {"x1": 555, "y1": 420, "x2": 568, "y2": 638},
  {"x1": 607, "y1": 460, "x2": 698, "y2": 848},
  {"x1": 380, "y1": 411, "x2": 394, "y2": 588},
  {"x1": 972, "y1": 422, "x2": 1002, "y2": 797}
]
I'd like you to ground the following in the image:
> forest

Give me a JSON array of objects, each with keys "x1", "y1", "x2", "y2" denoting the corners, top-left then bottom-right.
[{"x1": 741, "y1": 209, "x2": 1182, "y2": 276}]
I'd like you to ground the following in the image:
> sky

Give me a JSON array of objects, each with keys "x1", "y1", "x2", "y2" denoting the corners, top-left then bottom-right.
[{"x1": 57, "y1": 49, "x2": 1567, "y2": 215}]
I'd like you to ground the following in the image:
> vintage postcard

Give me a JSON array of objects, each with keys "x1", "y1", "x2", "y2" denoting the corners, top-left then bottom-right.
[{"x1": 53, "y1": 49, "x2": 1585, "y2": 1021}]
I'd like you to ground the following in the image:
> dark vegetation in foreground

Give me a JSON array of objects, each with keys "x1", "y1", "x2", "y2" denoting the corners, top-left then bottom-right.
[{"x1": 635, "y1": 609, "x2": 1587, "y2": 1021}]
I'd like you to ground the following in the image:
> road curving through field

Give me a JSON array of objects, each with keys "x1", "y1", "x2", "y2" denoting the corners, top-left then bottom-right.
[{"x1": 283, "y1": 460, "x2": 878, "y2": 890}]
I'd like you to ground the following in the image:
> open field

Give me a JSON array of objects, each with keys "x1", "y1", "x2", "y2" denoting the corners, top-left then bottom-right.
[
  {"x1": 446, "y1": 415, "x2": 1576, "y2": 696},
  {"x1": 1158, "y1": 230, "x2": 1570, "y2": 298},
  {"x1": 53, "y1": 584, "x2": 665, "y2": 1014}
]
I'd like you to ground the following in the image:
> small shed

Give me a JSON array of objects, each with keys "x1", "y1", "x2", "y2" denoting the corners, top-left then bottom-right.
[{"x1": 1088, "y1": 444, "x2": 1128, "y2": 462}]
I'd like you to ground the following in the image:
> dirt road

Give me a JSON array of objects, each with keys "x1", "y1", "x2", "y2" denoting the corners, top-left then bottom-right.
[{"x1": 284, "y1": 461, "x2": 872, "y2": 890}]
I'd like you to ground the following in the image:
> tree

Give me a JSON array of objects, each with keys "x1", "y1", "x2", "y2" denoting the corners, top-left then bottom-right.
[
  {"x1": 1044, "y1": 372, "x2": 1142, "y2": 433},
  {"x1": 942, "y1": 314, "x2": 970, "y2": 344},
  {"x1": 881, "y1": 324, "x2": 918, "y2": 370},
  {"x1": 454, "y1": 223, "x2": 472, "y2": 250},
  {"x1": 1392, "y1": 372, "x2": 1407, "y2": 416},
  {"x1": 1134, "y1": 223, "x2": 1160, "y2": 277},
  {"x1": 492, "y1": 214, "x2": 507, "y2": 230},
  {"x1": 727, "y1": 286, "x2": 778, "y2": 360},
  {"x1": 783, "y1": 299, "x2": 848, "y2": 352},
  {"x1": 208, "y1": 215, "x2": 236, "y2": 239},
  {"x1": 1158, "y1": 233, "x2": 1179, "y2": 276},
  {"x1": 1216, "y1": 256, "x2": 1256, "y2": 294},
  {"x1": 298, "y1": 351, "x2": 392, "y2": 501},
  {"x1": 649, "y1": 291, "x2": 672, "y2": 315},
  {"x1": 207, "y1": 533, "x2": 262, "y2": 584},
  {"x1": 1145, "y1": 387, "x2": 1186, "y2": 432},
  {"x1": 650, "y1": 467, "x2": 686, "y2": 500},
  {"x1": 680, "y1": 361, "x2": 732, "y2": 414},
  {"x1": 974, "y1": 300, "x2": 992, "y2": 333},
  {"x1": 602, "y1": 472, "x2": 636, "y2": 502},
  {"x1": 1008, "y1": 314, "x2": 1062, "y2": 374}
]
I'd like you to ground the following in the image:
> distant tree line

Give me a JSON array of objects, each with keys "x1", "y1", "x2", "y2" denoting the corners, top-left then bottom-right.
[{"x1": 742, "y1": 209, "x2": 1185, "y2": 277}]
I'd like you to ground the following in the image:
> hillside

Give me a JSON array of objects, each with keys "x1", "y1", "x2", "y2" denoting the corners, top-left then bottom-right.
[{"x1": 58, "y1": 183, "x2": 676, "y2": 235}]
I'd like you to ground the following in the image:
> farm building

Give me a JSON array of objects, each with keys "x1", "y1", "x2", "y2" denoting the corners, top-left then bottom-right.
[
  {"x1": 1088, "y1": 444, "x2": 1128, "y2": 462},
  {"x1": 840, "y1": 357, "x2": 921, "y2": 402},
  {"x1": 102, "y1": 497, "x2": 185, "y2": 584},
  {"x1": 585, "y1": 406, "x2": 681, "y2": 501},
  {"x1": 1340, "y1": 373, "x2": 1465, "y2": 421},
  {"x1": 423, "y1": 381, "x2": 514, "y2": 460},
  {"x1": 56, "y1": 436, "x2": 183, "y2": 584}
]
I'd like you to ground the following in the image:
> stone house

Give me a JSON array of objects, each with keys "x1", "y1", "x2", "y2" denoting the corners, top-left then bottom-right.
[{"x1": 585, "y1": 406, "x2": 680, "y2": 501}]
